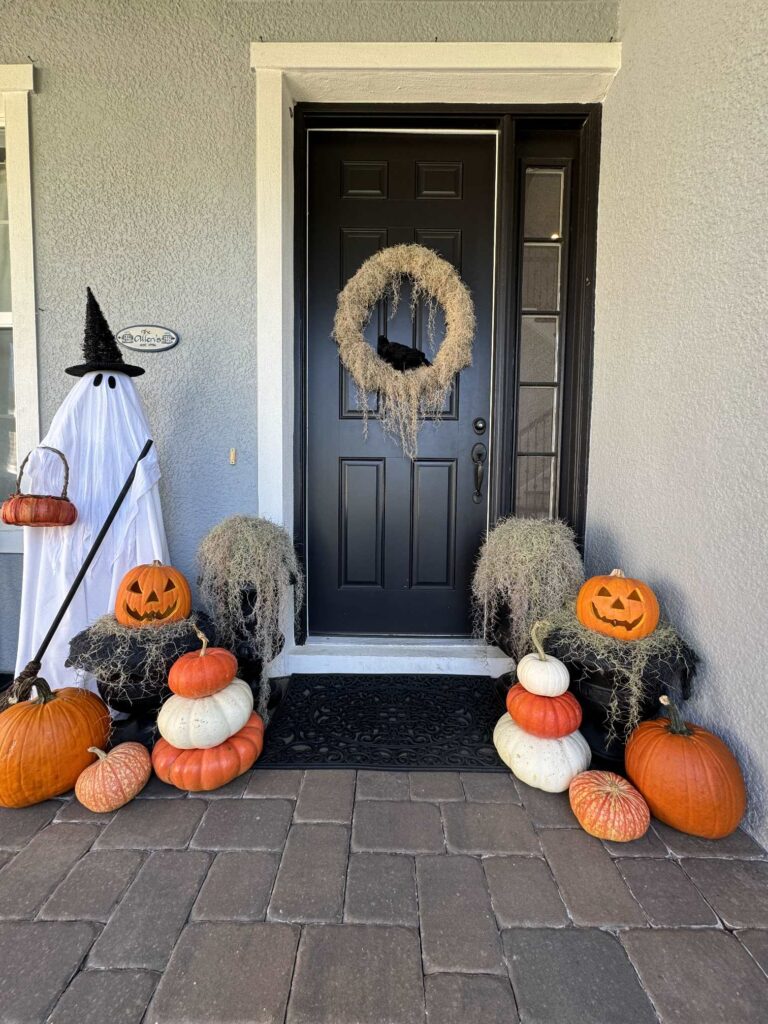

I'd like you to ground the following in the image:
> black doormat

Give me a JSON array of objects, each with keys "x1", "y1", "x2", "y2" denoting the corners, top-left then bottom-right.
[{"x1": 258, "y1": 674, "x2": 508, "y2": 771}]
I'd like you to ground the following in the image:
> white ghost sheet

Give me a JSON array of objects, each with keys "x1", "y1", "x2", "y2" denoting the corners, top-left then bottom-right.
[{"x1": 15, "y1": 371, "x2": 169, "y2": 690}]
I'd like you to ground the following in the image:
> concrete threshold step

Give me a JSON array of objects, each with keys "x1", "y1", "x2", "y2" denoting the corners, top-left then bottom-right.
[{"x1": 274, "y1": 641, "x2": 515, "y2": 678}]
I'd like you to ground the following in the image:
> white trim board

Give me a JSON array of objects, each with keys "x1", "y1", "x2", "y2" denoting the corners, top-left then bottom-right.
[{"x1": 250, "y1": 42, "x2": 621, "y2": 674}]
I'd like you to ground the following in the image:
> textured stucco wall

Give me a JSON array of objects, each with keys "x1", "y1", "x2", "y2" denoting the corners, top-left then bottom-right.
[
  {"x1": 0, "y1": 0, "x2": 618, "y2": 670},
  {"x1": 589, "y1": 0, "x2": 768, "y2": 843}
]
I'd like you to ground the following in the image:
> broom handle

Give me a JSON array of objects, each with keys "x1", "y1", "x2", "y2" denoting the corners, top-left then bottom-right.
[{"x1": 30, "y1": 438, "x2": 155, "y2": 665}]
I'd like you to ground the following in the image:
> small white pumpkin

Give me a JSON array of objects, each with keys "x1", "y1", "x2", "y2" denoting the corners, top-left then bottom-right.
[
  {"x1": 157, "y1": 677, "x2": 253, "y2": 750},
  {"x1": 493, "y1": 714, "x2": 590, "y2": 792},
  {"x1": 517, "y1": 652, "x2": 570, "y2": 697}
]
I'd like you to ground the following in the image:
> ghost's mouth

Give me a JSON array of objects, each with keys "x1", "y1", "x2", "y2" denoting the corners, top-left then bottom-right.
[
  {"x1": 591, "y1": 602, "x2": 644, "y2": 632},
  {"x1": 124, "y1": 601, "x2": 178, "y2": 623}
]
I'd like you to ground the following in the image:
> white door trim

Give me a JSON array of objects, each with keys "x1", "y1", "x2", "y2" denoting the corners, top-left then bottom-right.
[{"x1": 249, "y1": 42, "x2": 621, "y2": 672}]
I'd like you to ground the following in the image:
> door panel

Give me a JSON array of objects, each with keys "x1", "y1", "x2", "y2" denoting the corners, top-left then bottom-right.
[{"x1": 306, "y1": 131, "x2": 496, "y2": 636}]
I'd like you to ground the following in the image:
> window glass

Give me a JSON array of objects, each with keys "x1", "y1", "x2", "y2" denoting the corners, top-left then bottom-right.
[
  {"x1": 520, "y1": 315, "x2": 558, "y2": 382},
  {"x1": 0, "y1": 327, "x2": 15, "y2": 496},
  {"x1": 515, "y1": 455, "x2": 555, "y2": 518},
  {"x1": 523, "y1": 168, "x2": 564, "y2": 238},
  {"x1": 0, "y1": 129, "x2": 10, "y2": 312},
  {"x1": 517, "y1": 386, "x2": 556, "y2": 453},
  {"x1": 521, "y1": 243, "x2": 560, "y2": 311}
]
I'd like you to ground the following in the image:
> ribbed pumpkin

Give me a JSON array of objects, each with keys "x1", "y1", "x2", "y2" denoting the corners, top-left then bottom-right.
[
  {"x1": 517, "y1": 622, "x2": 570, "y2": 697},
  {"x1": 114, "y1": 560, "x2": 192, "y2": 627},
  {"x1": 152, "y1": 713, "x2": 264, "y2": 791},
  {"x1": 0, "y1": 675, "x2": 110, "y2": 808},
  {"x1": 625, "y1": 696, "x2": 746, "y2": 839},
  {"x1": 506, "y1": 683, "x2": 582, "y2": 739},
  {"x1": 75, "y1": 742, "x2": 151, "y2": 812},
  {"x1": 569, "y1": 770, "x2": 650, "y2": 842},
  {"x1": 493, "y1": 714, "x2": 590, "y2": 793},
  {"x1": 576, "y1": 569, "x2": 659, "y2": 641},
  {"x1": 168, "y1": 626, "x2": 237, "y2": 698},
  {"x1": 157, "y1": 677, "x2": 253, "y2": 750}
]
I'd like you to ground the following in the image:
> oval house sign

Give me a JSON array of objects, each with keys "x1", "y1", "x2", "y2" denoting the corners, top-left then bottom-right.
[{"x1": 117, "y1": 325, "x2": 179, "y2": 353}]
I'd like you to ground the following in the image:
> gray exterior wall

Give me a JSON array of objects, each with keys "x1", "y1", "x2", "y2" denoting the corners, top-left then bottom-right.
[{"x1": 590, "y1": 0, "x2": 768, "y2": 845}]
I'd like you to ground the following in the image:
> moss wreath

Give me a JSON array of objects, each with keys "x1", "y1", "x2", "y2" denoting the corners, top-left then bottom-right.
[{"x1": 332, "y1": 243, "x2": 475, "y2": 458}]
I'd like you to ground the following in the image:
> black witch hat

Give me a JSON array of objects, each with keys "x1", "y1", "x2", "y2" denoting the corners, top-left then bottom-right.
[{"x1": 66, "y1": 288, "x2": 144, "y2": 377}]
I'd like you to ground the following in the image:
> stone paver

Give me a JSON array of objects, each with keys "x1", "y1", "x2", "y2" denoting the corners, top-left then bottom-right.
[
  {"x1": 294, "y1": 769, "x2": 356, "y2": 822},
  {"x1": 40, "y1": 849, "x2": 144, "y2": 922},
  {"x1": 149, "y1": 921, "x2": 299, "y2": 1024},
  {"x1": 54, "y1": 800, "x2": 116, "y2": 824},
  {"x1": 89, "y1": 850, "x2": 209, "y2": 970},
  {"x1": 49, "y1": 969, "x2": 158, "y2": 1024},
  {"x1": 191, "y1": 798, "x2": 293, "y2": 850},
  {"x1": 617, "y1": 857, "x2": 720, "y2": 927},
  {"x1": 443, "y1": 802, "x2": 540, "y2": 855},
  {"x1": 0, "y1": 824, "x2": 98, "y2": 918},
  {"x1": 344, "y1": 853, "x2": 418, "y2": 926},
  {"x1": 356, "y1": 770, "x2": 410, "y2": 800},
  {"x1": 514, "y1": 778, "x2": 579, "y2": 827},
  {"x1": 460, "y1": 772, "x2": 520, "y2": 803},
  {"x1": 133, "y1": 776, "x2": 186, "y2": 799},
  {"x1": 418, "y1": 854, "x2": 505, "y2": 974},
  {"x1": 738, "y1": 929, "x2": 768, "y2": 977},
  {"x1": 410, "y1": 771, "x2": 464, "y2": 801},
  {"x1": 287, "y1": 924, "x2": 425, "y2": 1024},
  {"x1": 353, "y1": 799, "x2": 444, "y2": 853},
  {"x1": 603, "y1": 824, "x2": 669, "y2": 858},
  {"x1": 504, "y1": 928, "x2": 658, "y2": 1024},
  {"x1": 0, "y1": 920, "x2": 96, "y2": 1023},
  {"x1": 653, "y1": 822, "x2": 766, "y2": 858},
  {"x1": 484, "y1": 856, "x2": 569, "y2": 927},
  {"x1": 681, "y1": 856, "x2": 768, "y2": 928},
  {"x1": 622, "y1": 928, "x2": 768, "y2": 1024},
  {"x1": 203, "y1": 772, "x2": 252, "y2": 798},
  {"x1": 245, "y1": 768, "x2": 304, "y2": 799},
  {"x1": 192, "y1": 851, "x2": 279, "y2": 920},
  {"x1": 0, "y1": 801, "x2": 60, "y2": 849},
  {"x1": 539, "y1": 828, "x2": 647, "y2": 927},
  {"x1": 425, "y1": 973, "x2": 518, "y2": 1024},
  {"x1": 268, "y1": 824, "x2": 349, "y2": 922},
  {"x1": 95, "y1": 798, "x2": 205, "y2": 849}
]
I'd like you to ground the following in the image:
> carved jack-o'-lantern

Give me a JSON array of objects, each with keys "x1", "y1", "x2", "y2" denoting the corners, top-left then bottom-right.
[
  {"x1": 115, "y1": 560, "x2": 192, "y2": 628},
  {"x1": 576, "y1": 569, "x2": 659, "y2": 641}
]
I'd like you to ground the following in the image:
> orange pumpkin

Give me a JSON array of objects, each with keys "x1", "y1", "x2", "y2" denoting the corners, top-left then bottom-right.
[
  {"x1": 75, "y1": 742, "x2": 151, "y2": 812},
  {"x1": 114, "y1": 560, "x2": 191, "y2": 627},
  {"x1": 152, "y1": 712, "x2": 264, "y2": 792},
  {"x1": 506, "y1": 683, "x2": 582, "y2": 739},
  {"x1": 625, "y1": 696, "x2": 746, "y2": 839},
  {"x1": 168, "y1": 626, "x2": 237, "y2": 698},
  {"x1": 1, "y1": 447, "x2": 78, "y2": 527},
  {"x1": 576, "y1": 568, "x2": 659, "y2": 640},
  {"x1": 569, "y1": 770, "x2": 650, "y2": 841},
  {"x1": 0, "y1": 675, "x2": 110, "y2": 808}
]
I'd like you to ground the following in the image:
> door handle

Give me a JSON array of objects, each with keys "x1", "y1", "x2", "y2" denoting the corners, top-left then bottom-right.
[{"x1": 471, "y1": 442, "x2": 487, "y2": 504}]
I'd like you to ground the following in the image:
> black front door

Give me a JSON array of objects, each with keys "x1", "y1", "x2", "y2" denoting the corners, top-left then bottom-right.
[{"x1": 306, "y1": 131, "x2": 496, "y2": 636}]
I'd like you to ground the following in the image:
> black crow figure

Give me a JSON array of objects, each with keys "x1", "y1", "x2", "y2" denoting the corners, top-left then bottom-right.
[{"x1": 377, "y1": 334, "x2": 431, "y2": 371}]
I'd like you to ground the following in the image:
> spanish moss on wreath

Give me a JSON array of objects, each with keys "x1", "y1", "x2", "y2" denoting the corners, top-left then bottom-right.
[
  {"x1": 333, "y1": 244, "x2": 476, "y2": 459},
  {"x1": 472, "y1": 517, "x2": 585, "y2": 662}
]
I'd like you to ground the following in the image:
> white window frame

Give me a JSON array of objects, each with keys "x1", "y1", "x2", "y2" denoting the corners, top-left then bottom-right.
[{"x1": 0, "y1": 64, "x2": 38, "y2": 554}]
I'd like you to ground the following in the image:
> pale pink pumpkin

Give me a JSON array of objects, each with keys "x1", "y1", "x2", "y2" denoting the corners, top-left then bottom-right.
[
  {"x1": 568, "y1": 770, "x2": 650, "y2": 842},
  {"x1": 75, "y1": 742, "x2": 151, "y2": 812}
]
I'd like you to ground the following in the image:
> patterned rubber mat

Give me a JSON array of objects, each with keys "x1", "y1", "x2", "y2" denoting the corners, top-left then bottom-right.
[{"x1": 259, "y1": 673, "x2": 508, "y2": 770}]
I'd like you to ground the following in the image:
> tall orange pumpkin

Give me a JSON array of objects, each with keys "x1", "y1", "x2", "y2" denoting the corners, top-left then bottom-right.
[
  {"x1": 114, "y1": 560, "x2": 192, "y2": 627},
  {"x1": 506, "y1": 683, "x2": 582, "y2": 739},
  {"x1": 625, "y1": 696, "x2": 746, "y2": 839},
  {"x1": 0, "y1": 675, "x2": 110, "y2": 808},
  {"x1": 152, "y1": 712, "x2": 264, "y2": 792},
  {"x1": 576, "y1": 568, "x2": 660, "y2": 641}
]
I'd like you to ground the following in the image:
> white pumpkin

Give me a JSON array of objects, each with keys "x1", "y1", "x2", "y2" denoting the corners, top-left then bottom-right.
[
  {"x1": 517, "y1": 651, "x2": 570, "y2": 697},
  {"x1": 157, "y1": 677, "x2": 253, "y2": 749},
  {"x1": 493, "y1": 714, "x2": 590, "y2": 792}
]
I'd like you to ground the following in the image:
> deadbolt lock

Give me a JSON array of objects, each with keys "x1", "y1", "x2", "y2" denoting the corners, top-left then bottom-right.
[{"x1": 472, "y1": 417, "x2": 487, "y2": 435}]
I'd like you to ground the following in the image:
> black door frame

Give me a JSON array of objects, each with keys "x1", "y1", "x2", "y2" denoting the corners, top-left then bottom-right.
[{"x1": 294, "y1": 104, "x2": 601, "y2": 642}]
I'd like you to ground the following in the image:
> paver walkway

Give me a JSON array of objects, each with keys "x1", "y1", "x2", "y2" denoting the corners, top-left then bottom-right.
[{"x1": 1, "y1": 768, "x2": 768, "y2": 1023}]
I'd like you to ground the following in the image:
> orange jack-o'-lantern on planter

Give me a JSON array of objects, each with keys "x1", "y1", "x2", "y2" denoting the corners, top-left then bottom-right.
[
  {"x1": 576, "y1": 569, "x2": 659, "y2": 641},
  {"x1": 115, "y1": 560, "x2": 192, "y2": 628}
]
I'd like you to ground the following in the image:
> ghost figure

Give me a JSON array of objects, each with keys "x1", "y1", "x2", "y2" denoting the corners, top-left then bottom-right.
[{"x1": 15, "y1": 289, "x2": 168, "y2": 690}]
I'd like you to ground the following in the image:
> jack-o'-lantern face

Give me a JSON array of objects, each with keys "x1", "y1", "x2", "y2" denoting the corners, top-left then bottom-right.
[
  {"x1": 115, "y1": 560, "x2": 192, "y2": 628},
  {"x1": 576, "y1": 569, "x2": 660, "y2": 641}
]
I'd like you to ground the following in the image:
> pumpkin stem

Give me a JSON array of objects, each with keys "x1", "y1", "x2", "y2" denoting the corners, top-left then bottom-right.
[
  {"x1": 659, "y1": 694, "x2": 693, "y2": 736},
  {"x1": 530, "y1": 621, "x2": 548, "y2": 662},
  {"x1": 192, "y1": 624, "x2": 210, "y2": 657},
  {"x1": 87, "y1": 747, "x2": 108, "y2": 760},
  {"x1": 609, "y1": 568, "x2": 626, "y2": 578}
]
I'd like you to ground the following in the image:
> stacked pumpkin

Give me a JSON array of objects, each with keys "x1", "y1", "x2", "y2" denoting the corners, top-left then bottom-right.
[
  {"x1": 494, "y1": 628, "x2": 590, "y2": 792},
  {"x1": 152, "y1": 627, "x2": 264, "y2": 791}
]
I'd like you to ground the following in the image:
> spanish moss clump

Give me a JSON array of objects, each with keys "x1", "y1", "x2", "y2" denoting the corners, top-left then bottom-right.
[
  {"x1": 333, "y1": 244, "x2": 475, "y2": 458},
  {"x1": 197, "y1": 516, "x2": 303, "y2": 671},
  {"x1": 472, "y1": 518, "x2": 584, "y2": 661},
  {"x1": 540, "y1": 610, "x2": 698, "y2": 741}
]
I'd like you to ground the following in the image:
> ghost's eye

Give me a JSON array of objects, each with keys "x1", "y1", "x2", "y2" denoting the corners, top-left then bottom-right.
[
  {"x1": 108, "y1": 376, "x2": 116, "y2": 389},
  {"x1": 93, "y1": 373, "x2": 103, "y2": 387}
]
